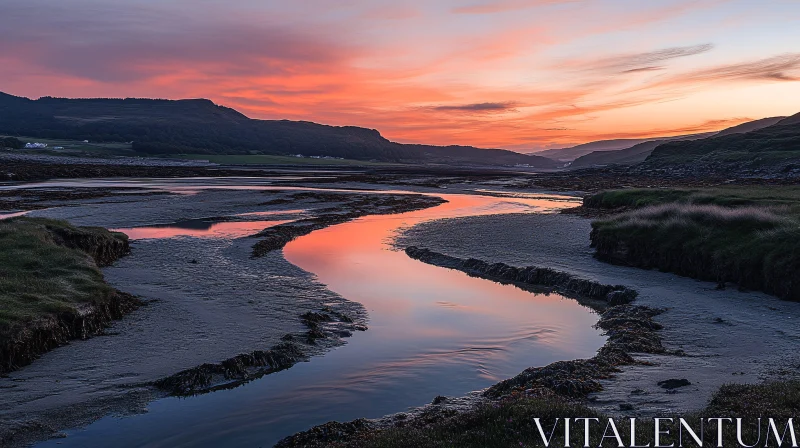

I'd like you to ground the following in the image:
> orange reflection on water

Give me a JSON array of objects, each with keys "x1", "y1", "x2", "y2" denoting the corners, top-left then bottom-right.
[
  {"x1": 283, "y1": 192, "x2": 601, "y2": 374},
  {"x1": 116, "y1": 220, "x2": 288, "y2": 240}
]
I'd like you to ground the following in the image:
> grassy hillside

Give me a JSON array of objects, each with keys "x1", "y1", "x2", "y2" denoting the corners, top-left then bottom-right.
[
  {"x1": 0, "y1": 92, "x2": 558, "y2": 168},
  {"x1": 533, "y1": 138, "x2": 653, "y2": 161},
  {"x1": 645, "y1": 113, "x2": 800, "y2": 169},
  {"x1": 714, "y1": 116, "x2": 785, "y2": 137},
  {"x1": 586, "y1": 187, "x2": 800, "y2": 301},
  {"x1": 570, "y1": 140, "x2": 670, "y2": 168},
  {"x1": 571, "y1": 118, "x2": 786, "y2": 169}
]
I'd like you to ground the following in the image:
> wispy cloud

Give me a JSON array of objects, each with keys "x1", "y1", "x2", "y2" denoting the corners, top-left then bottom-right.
[
  {"x1": 1, "y1": 0, "x2": 798, "y2": 151},
  {"x1": 661, "y1": 53, "x2": 800, "y2": 85},
  {"x1": 433, "y1": 102, "x2": 519, "y2": 113},
  {"x1": 558, "y1": 44, "x2": 714, "y2": 74}
]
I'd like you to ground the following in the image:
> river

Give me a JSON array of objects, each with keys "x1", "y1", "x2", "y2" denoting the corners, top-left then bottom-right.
[{"x1": 22, "y1": 179, "x2": 604, "y2": 447}]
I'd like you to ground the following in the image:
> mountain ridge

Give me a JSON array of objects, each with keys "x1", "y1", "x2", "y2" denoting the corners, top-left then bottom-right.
[
  {"x1": 570, "y1": 117, "x2": 789, "y2": 169},
  {"x1": 0, "y1": 92, "x2": 558, "y2": 168}
]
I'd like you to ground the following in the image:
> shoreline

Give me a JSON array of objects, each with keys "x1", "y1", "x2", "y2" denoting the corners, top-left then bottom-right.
[
  {"x1": 0, "y1": 218, "x2": 140, "y2": 375},
  {"x1": 4, "y1": 177, "x2": 798, "y2": 447},
  {"x1": 0, "y1": 187, "x2": 452, "y2": 448},
  {"x1": 276, "y1": 250, "x2": 668, "y2": 447},
  {"x1": 275, "y1": 209, "x2": 800, "y2": 446}
]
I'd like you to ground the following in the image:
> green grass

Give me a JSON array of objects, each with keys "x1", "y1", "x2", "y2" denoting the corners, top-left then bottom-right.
[
  {"x1": 587, "y1": 187, "x2": 800, "y2": 300},
  {"x1": 584, "y1": 186, "x2": 800, "y2": 212},
  {"x1": 170, "y1": 153, "x2": 399, "y2": 166},
  {"x1": 0, "y1": 217, "x2": 125, "y2": 336}
]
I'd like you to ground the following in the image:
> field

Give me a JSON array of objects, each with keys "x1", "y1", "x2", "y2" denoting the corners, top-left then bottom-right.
[
  {"x1": 1, "y1": 135, "x2": 399, "y2": 166},
  {"x1": 0, "y1": 134, "x2": 134, "y2": 156}
]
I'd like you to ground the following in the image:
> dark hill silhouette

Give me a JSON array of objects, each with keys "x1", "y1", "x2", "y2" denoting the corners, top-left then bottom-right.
[
  {"x1": 531, "y1": 138, "x2": 653, "y2": 161},
  {"x1": 570, "y1": 117, "x2": 788, "y2": 168},
  {"x1": 714, "y1": 116, "x2": 786, "y2": 137},
  {"x1": 645, "y1": 112, "x2": 800, "y2": 169},
  {"x1": 0, "y1": 92, "x2": 558, "y2": 167},
  {"x1": 569, "y1": 133, "x2": 713, "y2": 168}
]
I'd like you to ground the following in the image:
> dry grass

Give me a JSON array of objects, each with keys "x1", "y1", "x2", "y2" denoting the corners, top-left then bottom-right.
[{"x1": 591, "y1": 199, "x2": 800, "y2": 300}]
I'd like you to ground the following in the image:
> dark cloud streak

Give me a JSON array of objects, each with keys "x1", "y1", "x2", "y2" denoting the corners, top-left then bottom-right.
[
  {"x1": 433, "y1": 102, "x2": 519, "y2": 112},
  {"x1": 559, "y1": 44, "x2": 714, "y2": 74}
]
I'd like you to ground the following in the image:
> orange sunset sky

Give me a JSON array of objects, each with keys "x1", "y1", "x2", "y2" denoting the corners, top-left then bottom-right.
[{"x1": 2, "y1": 0, "x2": 799, "y2": 152}]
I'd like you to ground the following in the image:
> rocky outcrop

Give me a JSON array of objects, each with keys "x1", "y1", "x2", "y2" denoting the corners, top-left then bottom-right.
[
  {"x1": 45, "y1": 223, "x2": 130, "y2": 266},
  {"x1": 154, "y1": 342, "x2": 308, "y2": 396},
  {"x1": 404, "y1": 247, "x2": 637, "y2": 304}
]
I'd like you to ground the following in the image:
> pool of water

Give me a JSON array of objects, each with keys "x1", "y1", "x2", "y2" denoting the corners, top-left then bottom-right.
[{"x1": 29, "y1": 180, "x2": 602, "y2": 448}]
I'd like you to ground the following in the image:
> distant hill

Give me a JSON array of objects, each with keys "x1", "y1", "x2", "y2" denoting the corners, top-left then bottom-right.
[
  {"x1": 570, "y1": 117, "x2": 787, "y2": 169},
  {"x1": 714, "y1": 116, "x2": 786, "y2": 137},
  {"x1": 643, "y1": 112, "x2": 800, "y2": 174},
  {"x1": 0, "y1": 92, "x2": 558, "y2": 168},
  {"x1": 569, "y1": 132, "x2": 715, "y2": 168},
  {"x1": 531, "y1": 138, "x2": 653, "y2": 162}
]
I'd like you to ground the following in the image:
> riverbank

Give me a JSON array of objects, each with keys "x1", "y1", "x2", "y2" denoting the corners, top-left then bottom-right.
[
  {"x1": 277, "y1": 249, "x2": 667, "y2": 447},
  {"x1": 584, "y1": 187, "x2": 800, "y2": 301},
  {"x1": 276, "y1": 210, "x2": 800, "y2": 445},
  {"x1": 0, "y1": 217, "x2": 139, "y2": 374},
  {"x1": 395, "y1": 212, "x2": 800, "y2": 412},
  {"x1": 276, "y1": 380, "x2": 800, "y2": 447},
  {"x1": 0, "y1": 185, "x2": 459, "y2": 447}
]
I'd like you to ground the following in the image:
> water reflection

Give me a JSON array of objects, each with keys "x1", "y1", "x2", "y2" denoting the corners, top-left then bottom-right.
[
  {"x1": 115, "y1": 219, "x2": 289, "y2": 240},
  {"x1": 33, "y1": 184, "x2": 603, "y2": 448}
]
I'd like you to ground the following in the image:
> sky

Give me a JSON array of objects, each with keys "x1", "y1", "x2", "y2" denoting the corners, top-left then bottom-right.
[{"x1": 2, "y1": 0, "x2": 800, "y2": 152}]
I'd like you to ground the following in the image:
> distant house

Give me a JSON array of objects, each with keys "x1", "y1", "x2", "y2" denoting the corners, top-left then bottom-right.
[{"x1": 24, "y1": 142, "x2": 48, "y2": 149}]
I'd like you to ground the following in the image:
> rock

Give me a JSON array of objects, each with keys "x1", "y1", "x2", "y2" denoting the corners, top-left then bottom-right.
[
  {"x1": 431, "y1": 395, "x2": 447, "y2": 405},
  {"x1": 607, "y1": 290, "x2": 636, "y2": 305},
  {"x1": 658, "y1": 379, "x2": 691, "y2": 389}
]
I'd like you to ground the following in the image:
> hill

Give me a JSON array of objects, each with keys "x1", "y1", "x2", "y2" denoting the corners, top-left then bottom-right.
[
  {"x1": 569, "y1": 133, "x2": 714, "y2": 168},
  {"x1": 643, "y1": 112, "x2": 800, "y2": 175},
  {"x1": 571, "y1": 117, "x2": 786, "y2": 169},
  {"x1": 714, "y1": 116, "x2": 786, "y2": 137},
  {"x1": 0, "y1": 92, "x2": 558, "y2": 168},
  {"x1": 531, "y1": 138, "x2": 653, "y2": 161}
]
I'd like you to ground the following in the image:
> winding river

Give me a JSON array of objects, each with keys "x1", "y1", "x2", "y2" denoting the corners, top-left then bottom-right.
[{"x1": 29, "y1": 181, "x2": 604, "y2": 447}]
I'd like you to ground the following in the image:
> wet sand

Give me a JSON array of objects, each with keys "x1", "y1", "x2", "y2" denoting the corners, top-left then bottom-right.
[
  {"x1": 0, "y1": 189, "x2": 368, "y2": 446},
  {"x1": 397, "y1": 212, "x2": 800, "y2": 415},
  {"x1": 0, "y1": 180, "x2": 597, "y2": 447}
]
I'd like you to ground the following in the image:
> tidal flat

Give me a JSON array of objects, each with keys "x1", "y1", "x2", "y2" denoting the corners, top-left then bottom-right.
[{"x1": 1, "y1": 173, "x2": 799, "y2": 448}]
